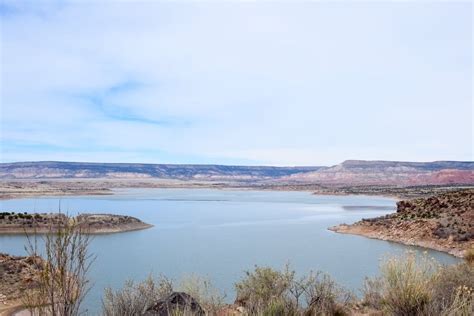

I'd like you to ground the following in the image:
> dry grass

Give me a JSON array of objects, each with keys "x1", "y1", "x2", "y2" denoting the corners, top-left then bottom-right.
[
  {"x1": 362, "y1": 251, "x2": 474, "y2": 316},
  {"x1": 379, "y1": 252, "x2": 437, "y2": 315},
  {"x1": 431, "y1": 262, "x2": 474, "y2": 315},
  {"x1": 464, "y1": 248, "x2": 474, "y2": 266},
  {"x1": 102, "y1": 275, "x2": 173, "y2": 316}
]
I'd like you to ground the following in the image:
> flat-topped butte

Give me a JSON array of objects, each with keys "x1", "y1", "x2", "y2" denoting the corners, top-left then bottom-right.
[{"x1": 0, "y1": 212, "x2": 153, "y2": 234}]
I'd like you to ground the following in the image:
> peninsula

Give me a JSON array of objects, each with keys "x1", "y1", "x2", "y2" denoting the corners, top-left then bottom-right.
[
  {"x1": 330, "y1": 189, "x2": 474, "y2": 257},
  {"x1": 0, "y1": 213, "x2": 153, "y2": 234}
]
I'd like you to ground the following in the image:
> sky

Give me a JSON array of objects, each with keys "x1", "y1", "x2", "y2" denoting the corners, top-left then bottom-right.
[{"x1": 0, "y1": 1, "x2": 472, "y2": 166}]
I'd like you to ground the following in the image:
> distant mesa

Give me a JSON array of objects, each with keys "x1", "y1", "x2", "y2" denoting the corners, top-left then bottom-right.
[
  {"x1": 283, "y1": 160, "x2": 474, "y2": 186},
  {"x1": 0, "y1": 161, "x2": 322, "y2": 181},
  {"x1": 0, "y1": 160, "x2": 472, "y2": 187}
]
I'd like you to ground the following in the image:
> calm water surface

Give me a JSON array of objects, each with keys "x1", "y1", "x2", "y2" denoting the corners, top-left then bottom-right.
[{"x1": 0, "y1": 189, "x2": 459, "y2": 313}]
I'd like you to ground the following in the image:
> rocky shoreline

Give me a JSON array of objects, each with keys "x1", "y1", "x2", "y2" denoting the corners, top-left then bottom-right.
[
  {"x1": 329, "y1": 223, "x2": 468, "y2": 258},
  {"x1": 0, "y1": 253, "x2": 43, "y2": 316},
  {"x1": 330, "y1": 189, "x2": 473, "y2": 258},
  {"x1": 0, "y1": 213, "x2": 153, "y2": 234}
]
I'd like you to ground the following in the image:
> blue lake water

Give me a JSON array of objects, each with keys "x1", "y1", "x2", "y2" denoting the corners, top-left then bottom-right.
[{"x1": 0, "y1": 189, "x2": 459, "y2": 313}]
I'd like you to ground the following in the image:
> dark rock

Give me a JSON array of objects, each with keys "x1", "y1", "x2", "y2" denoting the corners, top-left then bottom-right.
[{"x1": 145, "y1": 292, "x2": 204, "y2": 316}]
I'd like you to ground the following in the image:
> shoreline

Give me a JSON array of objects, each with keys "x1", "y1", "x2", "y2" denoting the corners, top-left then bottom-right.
[
  {"x1": 2, "y1": 179, "x2": 470, "y2": 201},
  {"x1": 0, "y1": 191, "x2": 113, "y2": 201},
  {"x1": 0, "y1": 182, "x2": 366, "y2": 201},
  {"x1": 0, "y1": 223, "x2": 154, "y2": 235},
  {"x1": 329, "y1": 224, "x2": 465, "y2": 258},
  {"x1": 0, "y1": 187, "x2": 399, "y2": 201}
]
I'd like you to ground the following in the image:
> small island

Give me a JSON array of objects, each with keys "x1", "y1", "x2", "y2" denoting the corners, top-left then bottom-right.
[
  {"x1": 330, "y1": 189, "x2": 473, "y2": 258},
  {"x1": 0, "y1": 212, "x2": 153, "y2": 234}
]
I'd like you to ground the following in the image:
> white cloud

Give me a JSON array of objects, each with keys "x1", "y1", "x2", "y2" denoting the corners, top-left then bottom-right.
[{"x1": 1, "y1": 1, "x2": 472, "y2": 164}]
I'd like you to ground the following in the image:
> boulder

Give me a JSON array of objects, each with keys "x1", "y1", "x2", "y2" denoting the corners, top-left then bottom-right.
[{"x1": 145, "y1": 292, "x2": 204, "y2": 316}]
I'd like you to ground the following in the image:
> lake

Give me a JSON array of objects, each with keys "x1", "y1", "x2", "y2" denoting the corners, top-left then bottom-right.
[{"x1": 0, "y1": 188, "x2": 459, "y2": 313}]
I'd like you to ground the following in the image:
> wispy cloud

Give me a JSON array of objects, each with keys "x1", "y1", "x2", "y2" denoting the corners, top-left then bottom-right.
[
  {"x1": 1, "y1": 1, "x2": 472, "y2": 165},
  {"x1": 71, "y1": 80, "x2": 191, "y2": 126}
]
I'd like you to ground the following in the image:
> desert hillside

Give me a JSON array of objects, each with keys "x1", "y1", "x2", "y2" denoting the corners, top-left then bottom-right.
[{"x1": 331, "y1": 189, "x2": 474, "y2": 257}]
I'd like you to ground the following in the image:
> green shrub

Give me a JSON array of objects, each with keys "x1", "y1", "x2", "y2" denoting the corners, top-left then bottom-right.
[
  {"x1": 235, "y1": 265, "x2": 294, "y2": 314},
  {"x1": 235, "y1": 265, "x2": 351, "y2": 315},
  {"x1": 304, "y1": 271, "x2": 352, "y2": 316}
]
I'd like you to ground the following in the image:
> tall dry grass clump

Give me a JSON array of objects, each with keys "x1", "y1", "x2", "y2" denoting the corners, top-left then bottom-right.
[
  {"x1": 464, "y1": 248, "x2": 474, "y2": 266},
  {"x1": 431, "y1": 258, "x2": 474, "y2": 315},
  {"x1": 23, "y1": 215, "x2": 95, "y2": 316},
  {"x1": 363, "y1": 251, "x2": 474, "y2": 316},
  {"x1": 440, "y1": 285, "x2": 474, "y2": 316},
  {"x1": 379, "y1": 252, "x2": 437, "y2": 315}
]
